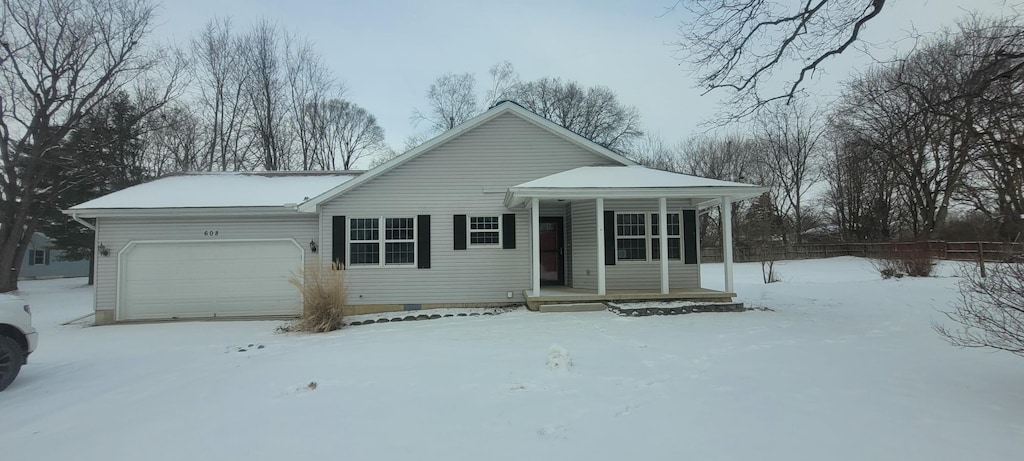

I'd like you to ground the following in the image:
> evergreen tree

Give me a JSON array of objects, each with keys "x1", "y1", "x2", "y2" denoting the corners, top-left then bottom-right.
[{"x1": 39, "y1": 92, "x2": 150, "y2": 283}]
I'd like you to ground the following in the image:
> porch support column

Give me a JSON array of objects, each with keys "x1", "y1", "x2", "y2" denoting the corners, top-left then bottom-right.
[
  {"x1": 721, "y1": 197, "x2": 735, "y2": 293},
  {"x1": 659, "y1": 197, "x2": 669, "y2": 294},
  {"x1": 596, "y1": 197, "x2": 606, "y2": 295},
  {"x1": 531, "y1": 197, "x2": 541, "y2": 296}
]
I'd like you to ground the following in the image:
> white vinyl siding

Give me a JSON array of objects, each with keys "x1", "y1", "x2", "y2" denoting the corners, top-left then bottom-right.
[
  {"x1": 92, "y1": 215, "x2": 318, "y2": 316},
  {"x1": 319, "y1": 112, "x2": 620, "y2": 305}
]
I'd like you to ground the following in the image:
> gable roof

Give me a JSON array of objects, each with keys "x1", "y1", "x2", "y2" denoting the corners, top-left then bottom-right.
[
  {"x1": 296, "y1": 101, "x2": 636, "y2": 212},
  {"x1": 505, "y1": 165, "x2": 766, "y2": 207},
  {"x1": 66, "y1": 171, "x2": 361, "y2": 217}
]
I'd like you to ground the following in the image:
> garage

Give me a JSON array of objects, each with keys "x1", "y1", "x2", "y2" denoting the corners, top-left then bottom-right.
[{"x1": 118, "y1": 239, "x2": 304, "y2": 321}]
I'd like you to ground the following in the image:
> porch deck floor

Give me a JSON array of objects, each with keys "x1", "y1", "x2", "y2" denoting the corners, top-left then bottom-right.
[{"x1": 524, "y1": 286, "x2": 736, "y2": 311}]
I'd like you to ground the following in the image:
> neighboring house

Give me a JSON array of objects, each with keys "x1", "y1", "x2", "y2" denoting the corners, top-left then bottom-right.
[
  {"x1": 19, "y1": 233, "x2": 90, "y2": 280},
  {"x1": 65, "y1": 102, "x2": 765, "y2": 325}
]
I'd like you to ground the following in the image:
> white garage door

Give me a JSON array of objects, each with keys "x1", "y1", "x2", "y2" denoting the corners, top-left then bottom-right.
[{"x1": 119, "y1": 240, "x2": 303, "y2": 321}]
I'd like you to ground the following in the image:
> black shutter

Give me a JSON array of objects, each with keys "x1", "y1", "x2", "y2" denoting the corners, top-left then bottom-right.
[
  {"x1": 502, "y1": 213, "x2": 516, "y2": 249},
  {"x1": 332, "y1": 216, "x2": 346, "y2": 267},
  {"x1": 417, "y1": 215, "x2": 431, "y2": 268},
  {"x1": 27, "y1": 249, "x2": 34, "y2": 266},
  {"x1": 603, "y1": 210, "x2": 616, "y2": 266},
  {"x1": 683, "y1": 209, "x2": 698, "y2": 264},
  {"x1": 44, "y1": 249, "x2": 50, "y2": 265},
  {"x1": 454, "y1": 214, "x2": 467, "y2": 250}
]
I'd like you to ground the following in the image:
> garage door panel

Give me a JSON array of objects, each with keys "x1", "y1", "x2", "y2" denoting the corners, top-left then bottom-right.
[{"x1": 119, "y1": 240, "x2": 303, "y2": 321}]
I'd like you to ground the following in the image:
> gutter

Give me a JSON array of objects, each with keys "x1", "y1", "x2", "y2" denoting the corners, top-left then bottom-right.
[{"x1": 70, "y1": 213, "x2": 96, "y2": 231}]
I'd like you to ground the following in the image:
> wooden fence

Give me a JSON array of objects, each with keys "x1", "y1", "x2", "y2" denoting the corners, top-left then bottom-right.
[{"x1": 700, "y1": 241, "x2": 1024, "y2": 263}]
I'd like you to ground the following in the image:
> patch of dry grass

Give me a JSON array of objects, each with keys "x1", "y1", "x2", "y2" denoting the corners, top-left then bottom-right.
[{"x1": 288, "y1": 262, "x2": 346, "y2": 333}]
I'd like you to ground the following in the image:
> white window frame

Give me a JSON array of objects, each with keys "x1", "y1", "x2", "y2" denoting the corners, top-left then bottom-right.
[
  {"x1": 468, "y1": 215, "x2": 502, "y2": 248},
  {"x1": 32, "y1": 249, "x2": 47, "y2": 265},
  {"x1": 348, "y1": 217, "x2": 417, "y2": 268},
  {"x1": 614, "y1": 212, "x2": 649, "y2": 262},
  {"x1": 613, "y1": 211, "x2": 683, "y2": 262},
  {"x1": 651, "y1": 212, "x2": 682, "y2": 261}
]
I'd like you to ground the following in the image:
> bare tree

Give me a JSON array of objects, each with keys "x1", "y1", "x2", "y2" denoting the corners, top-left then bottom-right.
[
  {"x1": 506, "y1": 78, "x2": 643, "y2": 150},
  {"x1": 243, "y1": 20, "x2": 291, "y2": 170},
  {"x1": 484, "y1": 61, "x2": 520, "y2": 108},
  {"x1": 628, "y1": 133, "x2": 679, "y2": 171},
  {"x1": 833, "y1": 19, "x2": 1020, "y2": 239},
  {"x1": 821, "y1": 125, "x2": 900, "y2": 241},
  {"x1": 0, "y1": 0, "x2": 176, "y2": 292},
  {"x1": 676, "y1": 134, "x2": 766, "y2": 247},
  {"x1": 754, "y1": 100, "x2": 824, "y2": 244},
  {"x1": 285, "y1": 34, "x2": 337, "y2": 171},
  {"x1": 946, "y1": 17, "x2": 1024, "y2": 241},
  {"x1": 306, "y1": 99, "x2": 385, "y2": 170},
  {"x1": 328, "y1": 100, "x2": 385, "y2": 170},
  {"x1": 191, "y1": 17, "x2": 251, "y2": 171},
  {"x1": 936, "y1": 262, "x2": 1024, "y2": 357},
  {"x1": 670, "y1": 0, "x2": 886, "y2": 117},
  {"x1": 412, "y1": 72, "x2": 479, "y2": 134},
  {"x1": 141, "y1": 102, "x2": 206, "y2": 173}
]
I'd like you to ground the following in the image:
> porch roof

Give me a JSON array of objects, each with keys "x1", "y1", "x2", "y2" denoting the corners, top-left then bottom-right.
[{"x1": 504, "y1": 165, "x2": 766, "y2": 207}]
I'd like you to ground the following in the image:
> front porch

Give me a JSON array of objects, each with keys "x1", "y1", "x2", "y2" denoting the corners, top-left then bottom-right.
[
  {"x1": 506, "y1": 165, "x2": 766, "y2": 309},
  {"x1": 524, "y1": 286, "x2": 737, "y2": 311}
]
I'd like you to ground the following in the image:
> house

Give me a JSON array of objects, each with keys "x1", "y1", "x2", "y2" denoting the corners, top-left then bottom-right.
[
  {"x1": 65, "y1": 101, "x2": 765, "y2": 325},
  {"x1": 19, "y1": 233, "x2": 90, "y2": 280}
]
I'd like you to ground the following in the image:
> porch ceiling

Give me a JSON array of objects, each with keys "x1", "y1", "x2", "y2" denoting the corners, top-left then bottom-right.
[{"x1": 504, "y1": 165, "x2": 766, "y2": 208}]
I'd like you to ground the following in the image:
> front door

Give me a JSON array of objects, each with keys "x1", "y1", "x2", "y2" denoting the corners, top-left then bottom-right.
[{"x1": 540, "y1": 217, "x2": 564, "y2": 285}]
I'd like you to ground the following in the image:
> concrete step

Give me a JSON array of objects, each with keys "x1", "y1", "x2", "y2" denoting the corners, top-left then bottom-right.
[{"x1": 538, "y1": 302, "x2": 607, "y2": 313}]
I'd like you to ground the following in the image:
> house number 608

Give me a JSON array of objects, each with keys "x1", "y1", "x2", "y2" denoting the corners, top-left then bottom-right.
[{"x1": 204, "y1": 230, "x2": 220, "y2": 237}]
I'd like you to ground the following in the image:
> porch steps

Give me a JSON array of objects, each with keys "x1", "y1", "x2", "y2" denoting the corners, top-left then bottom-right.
[{"x1": 538, "y1": 302, "x2": 607, "y2": 313}]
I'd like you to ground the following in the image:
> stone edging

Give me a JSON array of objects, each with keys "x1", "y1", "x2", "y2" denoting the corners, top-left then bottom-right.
[
  {"x1": 607, "y1": 302, "x2": 746, "y2": 317},
  {"x1": 345, "y1": 306, "x2": 519, "y2": 326}
]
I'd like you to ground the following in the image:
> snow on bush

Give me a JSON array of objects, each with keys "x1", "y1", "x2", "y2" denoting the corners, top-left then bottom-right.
[{"x1": 546, "y1": 344, "x2": 573, "y2": 372}]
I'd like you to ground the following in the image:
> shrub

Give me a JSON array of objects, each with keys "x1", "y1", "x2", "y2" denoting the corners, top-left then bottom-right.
[
  {"x1": 935, "y1": 262, "x2": 1024, "y2": 357},
  {"x1": 870, "y1": 245, "x2": 935, "y2": 278},
  {"x1": 288, "y1": 262, "x2": 346, "y2": 333}
]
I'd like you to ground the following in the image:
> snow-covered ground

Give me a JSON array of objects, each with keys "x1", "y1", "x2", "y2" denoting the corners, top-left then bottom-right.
[{"x1": 2, "y1": 257, "x2": 1022, "y2": 460}]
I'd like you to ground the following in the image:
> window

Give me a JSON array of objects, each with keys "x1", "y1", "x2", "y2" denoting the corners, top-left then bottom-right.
[
  {"x1": 469, "y1": 216, "x2": 500, "y2": 246},
  {"x1": 349, "y1": 217, "x2": 416, "y2": 267},
  {"x1": 31, "y1": 249, "x2": 47, "y2": 266},
  {"x1": 615, "y1": 213, "x2": 647, "y2": 261},
  {"x1": 651, "y1": 213, "x2": 682, "y2": 261},
  {"x1": 350, "y1": 218, "x2": 380, "y2": 265},
  {"x1": 615, "y1": 212, "x2": 682, "y2": 262},
  {"x1": 384, "y1": 218, "x2": 415, "y2": 264}
]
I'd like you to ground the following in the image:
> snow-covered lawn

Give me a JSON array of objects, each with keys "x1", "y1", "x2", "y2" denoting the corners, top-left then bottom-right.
[{"x1": 2, "y1": 257, "x2": 1022, "y2": 460}]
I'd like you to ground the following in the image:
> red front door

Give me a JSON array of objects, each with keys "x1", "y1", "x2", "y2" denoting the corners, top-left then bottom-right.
[{"x1": 540, "y1": 217, "x2": 564, "y2": 285}]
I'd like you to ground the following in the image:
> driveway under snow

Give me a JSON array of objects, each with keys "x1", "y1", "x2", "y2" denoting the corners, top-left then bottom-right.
[{"x1": 2, "y1": 257, "x2": 1022, "y2": 460}]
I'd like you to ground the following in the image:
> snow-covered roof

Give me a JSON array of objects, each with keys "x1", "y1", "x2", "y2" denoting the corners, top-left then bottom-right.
[
  {"x1": 505, "y1": 166, "x2": 766, "y2": 207},
  {"x1": 514, "y1": 165, "x2": 757, "y2": 189},
  {"x1": 68, "y1": 171, "x2": 362, "y2": 215}
]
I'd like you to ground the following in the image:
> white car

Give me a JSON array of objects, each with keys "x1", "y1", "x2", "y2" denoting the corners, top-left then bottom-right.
[{"x1": 0, "y1": 293, "x2": 37, "y2": 391}]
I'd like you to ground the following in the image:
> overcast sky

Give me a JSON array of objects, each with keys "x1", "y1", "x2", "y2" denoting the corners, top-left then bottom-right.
[{"x1": 154, "y1": 0, "x2": 1017, "y2": 163}]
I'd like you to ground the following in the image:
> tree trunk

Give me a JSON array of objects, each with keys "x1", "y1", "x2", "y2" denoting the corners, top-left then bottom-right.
[{"x1": 0, "y1": 225, "x2": 34, "y2": 292}]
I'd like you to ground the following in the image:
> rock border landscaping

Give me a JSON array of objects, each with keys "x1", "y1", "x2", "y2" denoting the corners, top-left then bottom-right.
[
  {"x1": 344, "y1": 305, "x2": 521, "y2": 326},
  {"x1": 606, "y1": 301, "x2": 746, "y2": 317}
]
